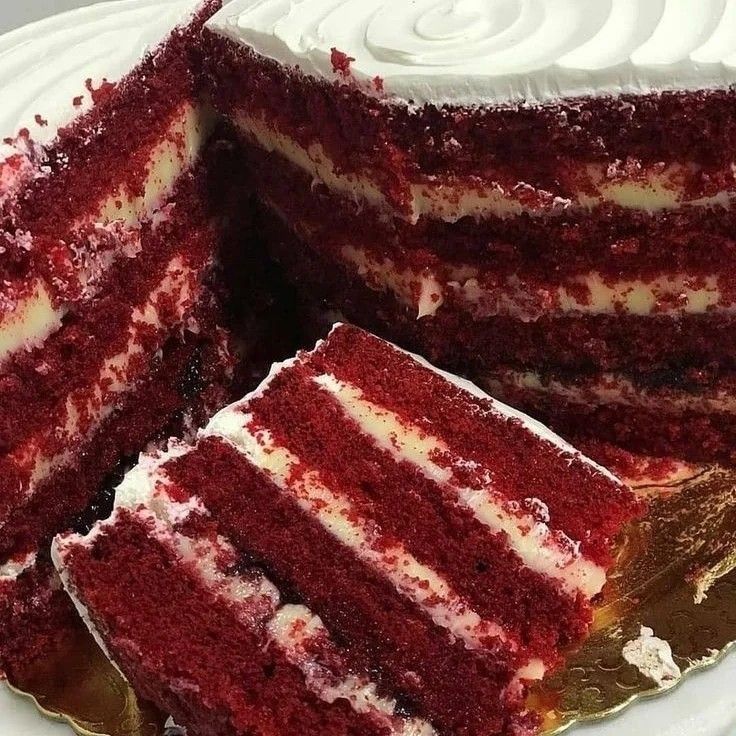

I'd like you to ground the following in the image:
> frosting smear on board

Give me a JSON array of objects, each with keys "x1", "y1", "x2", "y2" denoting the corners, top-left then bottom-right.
[{"x1": 207, "y1": 0, "x2": 736, "y2": 106}]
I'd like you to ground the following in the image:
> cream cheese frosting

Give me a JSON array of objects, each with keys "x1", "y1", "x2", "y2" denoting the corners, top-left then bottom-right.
[
  {"x1": 208, "y1": 0, "x2": 736, "y2": 107},
  {"x1": 0, "y1": 0, "x2": 202, "y2": 164},
  {"x1": 238, "y1": 114, "x2": 736, "y2": 220}
]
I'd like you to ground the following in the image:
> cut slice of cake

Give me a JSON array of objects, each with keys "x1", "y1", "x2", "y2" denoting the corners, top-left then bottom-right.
[{"x1": 53, "y1": 324, "x2": 640, "y2": 736}]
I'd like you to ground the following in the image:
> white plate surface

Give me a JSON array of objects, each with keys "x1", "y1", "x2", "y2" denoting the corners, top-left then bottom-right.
[{"x1": 0, "y1": 1, "x2": 734, "y2": 734}]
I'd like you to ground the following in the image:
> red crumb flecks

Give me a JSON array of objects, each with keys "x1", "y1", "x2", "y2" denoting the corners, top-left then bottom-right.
[
  {"x1": 72, "y1": 95, "x2": 84, "y2": 107},
  {"x1": 84, "y1": 77, "x2": 116, "y2": 106},
  {"x1": 33, "y1": 115, "x2": 48, "y2": 128},
  {"x1": 372, "y1": 76, "x2": 384, "y2": 93},
  {"x1": 16, "y1": 0, "x2": 218, "y2": 235},
  {"x1": 330, "y1": 48, "x2": 354, "y2": 77}
]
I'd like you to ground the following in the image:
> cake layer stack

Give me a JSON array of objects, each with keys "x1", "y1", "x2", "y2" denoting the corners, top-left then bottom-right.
[
  {"x1": 0, "y1": 0, "x2": 237, "y2": 672},
  {"x1": 204, "y1": 0, "x2": 736, "y2": 463},
  {"x1": 54, "y1": 324, "x2": 640, "y2": 736}
]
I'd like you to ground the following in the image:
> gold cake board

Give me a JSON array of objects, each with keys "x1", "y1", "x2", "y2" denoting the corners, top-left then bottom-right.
[{"x1": 6, "y1": 458, "x2": 736, "y2": 736}]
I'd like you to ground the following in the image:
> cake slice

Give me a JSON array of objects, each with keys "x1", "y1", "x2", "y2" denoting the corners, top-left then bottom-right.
[{"x1": 53, "y1": 324, "x2": 640, "y2": 736}]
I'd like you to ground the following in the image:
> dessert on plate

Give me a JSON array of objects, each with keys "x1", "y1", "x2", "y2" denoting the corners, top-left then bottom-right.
[
  {"x1": 53, "y1": 324, "x2": 640, "y2": 736},
  {"x1": 0, "y1": 1, "x2": 733, "y2": 732},
  {"x1": 202, "y1": 0, "x2": 736, "y2": 462}
]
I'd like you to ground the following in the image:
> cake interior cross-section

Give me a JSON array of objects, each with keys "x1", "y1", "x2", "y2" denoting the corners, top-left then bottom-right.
[
  {"x1": 3, "y1": 0, "x2": 736, "y2": 732},
  {"x1": 54, "y1": 324, "x2": 641, "y2": 736},
  {"x1": 202, "y1": 0, "x2": 736, "y2": 464},
  {"x1": 0, "y1": 0, "x2": 276, "y2": 675}
]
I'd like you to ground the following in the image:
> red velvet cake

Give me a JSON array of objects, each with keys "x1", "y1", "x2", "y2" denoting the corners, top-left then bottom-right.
[
  {"x1": 53, "y1": 324, "x2": 639, "y2": 736},
  {"x1": 201, "y1": 0, "x2": 736, "y2": 459},
  {"x1": 0, "y1": 0, "x2": 238, "y2": 674},
  {"x1": 1, "y1": 0, "x2": 733, "y2": 726}
]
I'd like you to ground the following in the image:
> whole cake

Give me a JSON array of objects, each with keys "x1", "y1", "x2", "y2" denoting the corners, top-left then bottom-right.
[
  {"x1": 53, "y1": 324, "x2": 639, "y2": 736},
  {"x1": 202, "y1": 0, "x2": 736, "y2": 462}
]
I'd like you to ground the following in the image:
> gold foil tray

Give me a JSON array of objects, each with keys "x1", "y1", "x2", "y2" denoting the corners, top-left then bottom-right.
[
  {"x1": 7, "y1": 627, "x2": 165, "y2": 736},
  {"x1": 534, "y1": 462, "x2": 736, "y2": 733},
  {"x1": 7, "y1": 460, "x2": 736, "y2": 735}
]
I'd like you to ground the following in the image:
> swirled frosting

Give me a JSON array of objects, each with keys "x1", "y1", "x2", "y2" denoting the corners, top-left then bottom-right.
[
  {"x1": 0, "y1": 0, "x2": 200, "y2": 163},
  {"x1": 207, "y1": 0, "x2": 736, "y2": 106}
]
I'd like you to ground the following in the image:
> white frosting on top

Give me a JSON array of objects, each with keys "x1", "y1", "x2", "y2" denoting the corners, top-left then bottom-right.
[
  {"x1": 207, "y1": 0, "x2": 736, "y2": 106},
  {"x1": 0, "y1": 0, "x2": 202, "y2": 163}
]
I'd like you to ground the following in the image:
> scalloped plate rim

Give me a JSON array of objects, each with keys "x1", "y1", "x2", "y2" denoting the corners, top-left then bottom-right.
[
  {"x1": 5, "y1": 680, "x2": 109, "y2": 736},
  {"x1": 546, "y1": 635, "x2": 736, "y2": 734}
]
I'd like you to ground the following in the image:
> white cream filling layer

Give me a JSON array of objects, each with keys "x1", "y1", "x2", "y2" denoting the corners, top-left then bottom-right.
[
  {"x1": 0, "y1": 279, "x2": 64, "y2": 364},
  {"x1": 0, "y1": 103, "x2": 208, "y2": 368},
  {"x1": 482, "y1": 370, "x2": 736, "y2": 416},
  {"x1": 205, "y1": 406, "x2": 516, "y2": 655},
  {"x1": 385, "y1": 327, "x2": 619, "y2": 486},
  {"x1": 311, "y1": 373, "x2": 604, "y2": 599},
  {"x1": 236, "y1": 113, "x2": 734, "y2": 223},
  {"x1": 339, "y1": 245, "x2": 727, "y2": 320},
  {"x1": 0, "y1": 551, "x2": 37, "y2": 582},
  {"x1": 269, "y1": 604, "x2": 438, "y2": 736},
  {"x1": 341, "y1": 245, "x2": 445, "y2": 319},
  {"x1": 96, "y1": 102, "x2": 210, "y2": 227},
  {"x1": 3, "y1": 255, "x2": 198, "y2": 522}
]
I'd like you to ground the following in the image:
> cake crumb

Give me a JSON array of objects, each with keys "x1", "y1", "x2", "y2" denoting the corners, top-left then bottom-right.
[
  {"x1": 622, "y1": 626, "x2": 681, "y2": 688},
  {"x1": 330, "y1": 48, "x2": 354, "y2": 77}
]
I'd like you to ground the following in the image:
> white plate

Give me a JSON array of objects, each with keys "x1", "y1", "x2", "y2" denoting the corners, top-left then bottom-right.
[{"x1": 0, "y1": 1, "x2": 734, "y2": 734}]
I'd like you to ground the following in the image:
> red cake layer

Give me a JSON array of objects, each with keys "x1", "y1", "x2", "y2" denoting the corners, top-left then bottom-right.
[
  {"x1": 0, "y1": 556, "x2": 78, "y2": 679},
  {"x1": 54, "y1": 324, "x2": 639, "y2": 736},
  {"x1": 244, "y1": 140, "x2": 736, "y2": 279},
  {"x1": 203, "y1": 33, "x2": 736, "y2": 213},
  {"x1": 260, "y1": 209, "x2": 736, "y2": 372},
  {"x1": 481, "y1": 368, "x2": 736, "y2": 465},
  {"x1": 58, "y1": 511, "x2": 387, "y2": 736},
  {"x1": 0, "y1": 225, "x2": 208, "y2": 450},
  {"x1": 10, "y1": 0, "x2": 221, "y2": 236},
  {"x1": 0, "y1": 328, "x2": 229, "y2": 675},
  {"x1": 0, "y1": 214, "x2": 220, "y2": 542},
  {"x1": 0, "y1": 332, "x2": 223, "y2": 565}
]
